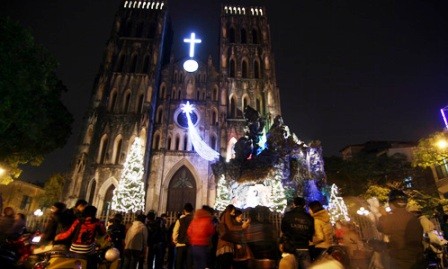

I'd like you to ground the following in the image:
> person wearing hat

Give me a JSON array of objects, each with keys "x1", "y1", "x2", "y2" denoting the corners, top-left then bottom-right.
[{"x1": 377, "y1": 189, "x2": 424, "y2": 269}]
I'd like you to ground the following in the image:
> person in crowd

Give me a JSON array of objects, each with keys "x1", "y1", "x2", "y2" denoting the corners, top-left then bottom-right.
[
  {"x1": 173, "y1": 203, "x2": 194, "y2": 269},
  {"x1": 146, "y1": 211, "x2": 168, "y2": 269},
  {"x1": 202, "y1": 205, "x2": 219, "y2": 269},
  {"x1": 187, "y1": 205, "x2": 215, "y2": 269},
  {"x1": 216, "y1": 204, "x2": 249, "y2": 269},
  {"x1": 40, "y1": 202, "x2": 68, "y2": 245},
  {"x1": 107, "y1": 213, "x2": 126, "y2": 264},
  {"x1": 64, "y1": 199, "x2": 88, "y2": 227},
  {"x1": 0, "y1": 206, "x2": 16, "y2": 242},
  {"x1": 55, "y1": 205, "x2": 106, "y2": 269},
  {"x1": 278, "y1": 237, "x2": 298, "y2": 269},
  {"x1": 308, "y1": 200, "x2": 334, "y2": 261},
  {"x1": 244, "y1": 206, "x2": 278, "y2": 261},
  {"x1": 122, "y1": 213, "x2": 147, "y2": 269},
  {"x1": 377, "y1": 189, "x2": 424, "y2": 269},
  {"x1": 7, "y1": 213, "x2": 27, "y2": 240},
  {"x1": 168, "y1": 213, "x2": 182, "y2": 269},
  {"x1": 281, "y1": 197, "x2": 314, "y2": 269},
  {"x1": 232, "y1": 209, "x2": 252, "y2": 269}
]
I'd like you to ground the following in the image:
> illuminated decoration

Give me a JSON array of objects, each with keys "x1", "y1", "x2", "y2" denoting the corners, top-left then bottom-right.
[
  {"x1": 183, "y1": 33, "x2": 201, "y2": 72},
  {"x1": 327, "y1": 184, "x2": 351, "y2": 224},
  {"x1": 111, "y1": 138, "x2": 145, "y2": 213},
  {"x1": 183, "y1": 59, "x2": 199, "y2": 73},
  {"x1": 441, "y1": 105, "x2": 448, "y2": 129},
  {"x1": 123, "y1": 1, "x2": 165, "y2": 10},
  {"x1": 181, "y1": 102, "x2": 220, "y2": 161},
  {"x1": 214, "y1": 175, "x2": 232, "y2": 211}
]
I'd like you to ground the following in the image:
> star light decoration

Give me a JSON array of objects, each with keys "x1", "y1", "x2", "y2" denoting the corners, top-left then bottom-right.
[{"x1": 181, "y1": 101, "x2": 220, "y2": 161}]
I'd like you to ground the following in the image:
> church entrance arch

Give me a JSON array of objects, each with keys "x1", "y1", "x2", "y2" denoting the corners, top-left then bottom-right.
[{"x1": 167, "y1": 166, "x2": 196, "y2": 212}]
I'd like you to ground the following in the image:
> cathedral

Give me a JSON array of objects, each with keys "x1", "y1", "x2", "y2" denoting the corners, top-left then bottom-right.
[{"x1": 65, "y1": 0, "x2": 284, "y2": 215}]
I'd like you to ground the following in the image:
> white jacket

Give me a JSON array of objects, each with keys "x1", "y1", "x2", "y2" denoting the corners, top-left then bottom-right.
[{"x1": 124, "y1": 221, "x2": 148, "y2": 251}]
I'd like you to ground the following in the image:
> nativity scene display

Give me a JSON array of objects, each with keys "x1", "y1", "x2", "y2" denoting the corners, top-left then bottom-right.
[{"x1": 212, "y1": 106, "x2": 327, "y2": 213}]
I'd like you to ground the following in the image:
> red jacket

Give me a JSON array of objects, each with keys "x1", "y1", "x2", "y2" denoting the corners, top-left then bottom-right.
[
  {"x1": 187, "y1": 209, "x2": 215, "y2": 246},
  {"x1": 55, "y1": 217, "x2": 106, "y2": 246}
]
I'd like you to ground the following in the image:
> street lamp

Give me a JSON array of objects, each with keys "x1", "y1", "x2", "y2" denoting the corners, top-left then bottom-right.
[{"x1": 0, "y1": 167, "x2": 5, "y2": 177}]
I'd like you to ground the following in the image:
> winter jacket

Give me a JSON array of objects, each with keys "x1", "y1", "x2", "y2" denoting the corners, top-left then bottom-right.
[
  {"x1": 125, "y1": 220, "x2": 148, "y2": 251},
  {"x1": 216, "y1": 209, "x2": 245, "y2": 252},
  {"x1": 378, "y1": 206, "x2": 423, "y2": 262},
  {"x1": 55, "y1": 217, "x2": 106, "y2": 254},
  {"x1": 281, "y1": 207, "x2": 314, "y2": 249},
  {"x1": 187, "y1": 209, "x2": 215, "y2": 246},
  {"x1": 310, "y1": 209, "x2": 334, "y2": 249},
  {"x1": 172, "y1": 213, "x2": 193, "y2": 247}
]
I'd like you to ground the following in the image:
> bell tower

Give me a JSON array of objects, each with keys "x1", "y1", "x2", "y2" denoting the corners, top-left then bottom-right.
[
  {"x1": 219, "y1": 5, "x2": 281, "y2": 160},
  {"x1": 66, "y1": 0, "x2": 172, "y2": 214}
]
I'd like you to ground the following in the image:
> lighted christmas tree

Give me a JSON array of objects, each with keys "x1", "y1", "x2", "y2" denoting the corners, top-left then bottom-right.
[
  {"x1": 214, "y1": 175, "x2": 232, "y2": 211},
  {"x1": 327, "y1": 184, "x2": 350, "y2": 224},
  {"x1": 111, "y1": 138, "x2": 146, "y2": 213},
  {"x1": 270, "y1": 167, "x2": 287, "y2": 213}
]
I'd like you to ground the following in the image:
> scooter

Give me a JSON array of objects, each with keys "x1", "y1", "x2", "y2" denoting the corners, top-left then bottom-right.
[
  {"x1": 0, "y1": 231, "x2": 42, "y2": 268},
  {"x1": 32, "y1": 240, "x2": 120, "y2": 269}
]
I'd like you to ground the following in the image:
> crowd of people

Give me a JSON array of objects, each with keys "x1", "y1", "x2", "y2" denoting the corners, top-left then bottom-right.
[{"x1": 1, "y1": 190, "x2": 447, "y2": 269}]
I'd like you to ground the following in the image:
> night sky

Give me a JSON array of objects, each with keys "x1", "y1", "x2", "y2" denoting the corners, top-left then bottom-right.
[{"x1": 2, "y1": 0, "x2": 448, "y2": 183}]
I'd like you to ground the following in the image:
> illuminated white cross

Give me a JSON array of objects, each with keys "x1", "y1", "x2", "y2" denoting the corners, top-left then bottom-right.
[{"x1": 183, "y1": 33, "x2": 202, "y2": 58}]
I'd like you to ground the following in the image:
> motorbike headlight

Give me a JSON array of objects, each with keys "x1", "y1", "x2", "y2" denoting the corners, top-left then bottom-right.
[{"x1": 32, "y1": 235, "x2": 41, "y2": 243}]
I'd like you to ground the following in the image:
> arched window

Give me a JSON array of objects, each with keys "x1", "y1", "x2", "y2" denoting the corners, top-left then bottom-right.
[
  {"x1": 123, "y1": 92, "x2": 131, "y2": 112},
  {"x1": 196, "y1": 91, "x2": 200, "y2": 100},
  {"x1": 88, "y1": 179, "x2": 96, "y2": 204},
  {"x1": 137, "y1": 94, "x2": 144, "y2": 113},
  {"x1": 148, "y1": 23, "x2": 156, "y2": 38},
  {"x1": 229, "y1": 59, "x2": 235, "y2": 77},
  {"x1": 125, "y1": 20, "x2": 132, "y2": 36},
  {"x1": 114, "y1": 138, "x2": 122, "y2": 164},
  {"x1": 241, "y1": 28, "x2": 247, "y2": 44},
  {"x1": 252, "y1": 29, "x2": 259, "y2": 44},
  {"x1": 254, "y1": 61, "x2": 260, "y2": 79},
  {"x1": 229, "y1": 27, "x2": 235, "y2": 43},
  {"x1": 153, "y1": 134, "x2": 160, "y2": 150},
  {"x1": 211, "y1": 136, "x2": 217, "y2": 150},
  {"x1": 213, "y1": 87, "x2": 218, "y2": 101},
  {"x1": 167, "y1": 136, "x2": 172, "y2": 150},
  {"x1": 143, "y1": 55, "x2": 150, "y2": 73},
  {"x1": 175, "y1": 135, "x2": 180, "y2": 150},
  {"x1": 116, "y1": 54, "x2": 125, "y2": 72},
  {"x1": 256, "y1": 98, "x2": 261, "y2": 112},
  {"x1": 230, "y1": 97, "x2": 237, "y2": 118},
  {"x1": 160, "y1": 86, "x2": 166, "y2": 99},
  {"x1": 98, "y1": 135, "x2": 108, "y2": 163},
  {"x1": 130, "y1": 55, "x2": 138, "y2": 73},
  {"x1": 177, "y1": 90, "x2": 181, "y2": 100},
  {"x1": 183, "y1": 134, "x2": 188, "y2": 151},
  {"x1": 156, "y1": 107, "x2": 163, "y2": 123},
  {"x1": 212, "y1": 110, "x2": 217, "y2": 125},
  {"x1": 243, "y1": 96, "x2": 249, "y2": 110},
  {"x1": 136, "y1": 22, "x2": 144, "y2": 37},
  {"x1": 109, "y1": 91, "x2": 118, "y2": 112},
  {"x1": 242, "y1": 60, "x2": 248, "y2": 78}
]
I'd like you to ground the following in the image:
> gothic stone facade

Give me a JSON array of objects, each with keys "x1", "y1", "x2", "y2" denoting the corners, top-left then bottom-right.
[{"x1": 66, "y1": 1, "x2": 281, "y2": 214}]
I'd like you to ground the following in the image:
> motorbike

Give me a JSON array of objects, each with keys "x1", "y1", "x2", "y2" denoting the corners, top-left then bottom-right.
[
  {"x1": 0, "y1": 231, "x2": 42, "y2": 269},
  {"x1": 32, "y1": 240, "x2": 120, "y2": 269}
]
